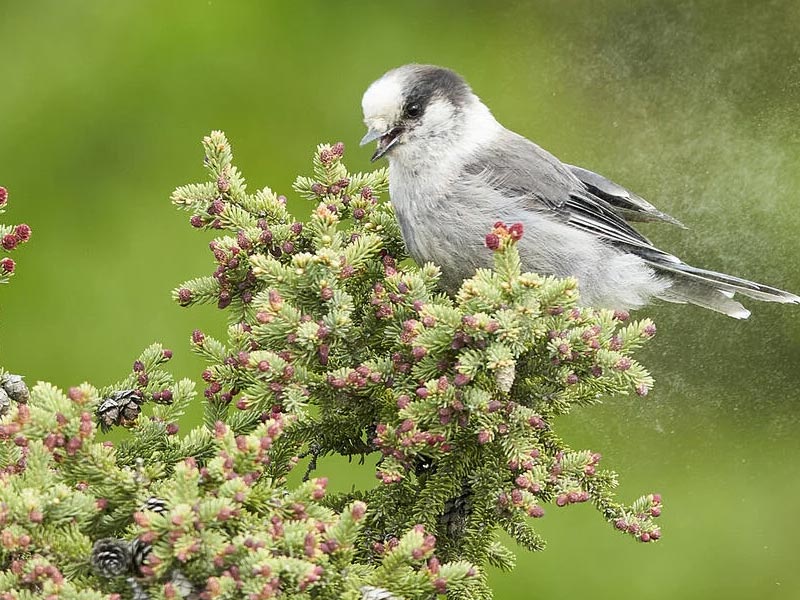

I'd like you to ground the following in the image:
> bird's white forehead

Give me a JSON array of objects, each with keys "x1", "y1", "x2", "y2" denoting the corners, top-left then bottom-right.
[{"x1": 361, "y1": 72, "x2": 405, "y2": 121}]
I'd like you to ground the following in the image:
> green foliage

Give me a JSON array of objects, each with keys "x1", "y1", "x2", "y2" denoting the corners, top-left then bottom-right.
[
  {"x1": 0, "y1": 186, "x2": 30, "y2": 286},
  {"x1": 0, "y1": 132, "x2": 662, "y2": 599}
]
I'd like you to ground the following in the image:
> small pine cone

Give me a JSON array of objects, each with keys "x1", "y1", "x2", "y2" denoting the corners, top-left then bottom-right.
[
  {"x1": 96, "y1": 399, "x2": 121, "y2": 431},
  {"x1": 494, "y1": 363, "x2": 516, "y2": 393},
  {"x1": 0, "y1": 388, "x2": 10, "y2": 418},
  {"x1": 91, "y1": 538, "x2": 132, "y2": 578},
  {"x1": 141, "y1": 497, "x2": 168, "y2": 514},
  {"x1": 127, "y1": 577, "x2": 151, "y2": 600},
  {"x1": 439, "y1": 486, "x2": 473, "y2": 540},
  {"x1": 361, "y1": 586, "x2": 398, "y2": 600},
  {"x1": 170, "y1": 569, "x2": 197, "y2": 598},
  {"x1": 2, "y1": 374, "x2": 29, "y2": 403},
  {"x1": 130, "y1": 538, "x2": 152, "y2": 577},
  {"x1": 97, "y1": 389, "x2": 144, "y2": 431}
]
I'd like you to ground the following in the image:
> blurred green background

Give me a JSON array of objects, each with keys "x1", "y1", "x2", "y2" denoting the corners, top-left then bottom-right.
[{"x1": 1, "y1": 0, "x2": 799, "y2": 598}]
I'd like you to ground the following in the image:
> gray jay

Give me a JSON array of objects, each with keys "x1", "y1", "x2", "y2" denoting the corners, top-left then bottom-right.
[{"x1": 360, "y1": 64, "x2": 798, "y2": 318}]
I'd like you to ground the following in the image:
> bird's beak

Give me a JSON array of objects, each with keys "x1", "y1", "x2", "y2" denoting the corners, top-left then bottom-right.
[{"x1": 360, "y1": 126, "x2": 403, "y2": 162}]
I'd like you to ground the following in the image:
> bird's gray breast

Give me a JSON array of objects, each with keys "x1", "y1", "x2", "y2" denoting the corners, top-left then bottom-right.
[{"x1": 388, "y1": 164, "x2": 492, "y2": 290}]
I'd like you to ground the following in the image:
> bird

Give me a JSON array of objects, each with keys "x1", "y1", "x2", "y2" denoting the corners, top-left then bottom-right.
[{"x1": 359, "y1": 64, "x2": 799, "y2": 318}]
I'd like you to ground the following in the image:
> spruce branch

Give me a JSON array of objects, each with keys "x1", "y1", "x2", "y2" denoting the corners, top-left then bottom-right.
[
  {"x1": 170, "y1": 134, "x2": 662, "y2": 549},
  {"x1": 0, "y1": 131, "x2": 665, "y2": 600}
]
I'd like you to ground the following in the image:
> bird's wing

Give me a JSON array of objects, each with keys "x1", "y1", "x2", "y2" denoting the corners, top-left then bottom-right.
[
  {"x1": 463, "y1": 132, "x2": 676, "y2": 261},
  {"x1": 566, "y1": 164, "x2": 685, "y2": 227}
]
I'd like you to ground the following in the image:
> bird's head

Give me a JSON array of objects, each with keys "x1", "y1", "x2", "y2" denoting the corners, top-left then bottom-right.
[{"x1": 361, "y1": 64, "x2": 488, "y2": 164}]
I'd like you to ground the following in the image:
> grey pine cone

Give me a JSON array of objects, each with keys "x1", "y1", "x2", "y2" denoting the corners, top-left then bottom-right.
[
  {"x1": 130, "y1": 538, "x2": 152, "y2": 577},
  {"x1": 170, "y1": 569, "x2": 198, "y2": 599},
  {"x1": 439, "y1": 486, "x2": 473, "y2": 539},
  {"x1": 2, "y1": 374, "x2": 29, "y2": 404},
  {"x1": 91, "y1": 538, "x2": 132, "y2": 578},
  {"x1": 0, "y1": 388, "x2": 10, "y2": 418},
  {"x1": 141, "y1": 496, "x2": 168, "y2": 514},
  {"x1": 361, "y1": 586, "x2": 399, "y2": 600},
  {"x1": 127, "y1": 577, "x2": 151, "y2": 600},
  {"x1": 97, "y1": 389, "x2": 144, "y2": 431}
]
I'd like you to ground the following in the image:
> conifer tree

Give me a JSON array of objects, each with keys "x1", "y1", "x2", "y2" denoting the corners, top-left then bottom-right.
[{"x1": 0, "y1": 133, "x2": 662, "y2": 600}]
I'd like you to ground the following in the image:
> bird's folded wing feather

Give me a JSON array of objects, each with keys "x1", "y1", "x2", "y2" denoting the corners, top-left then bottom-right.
[
  {"x1": 463, "y1": 132, "x2": 677, "y2": 262},
  {"x1": 566, "y1": 164, "x2": 685, "y2": 227}
]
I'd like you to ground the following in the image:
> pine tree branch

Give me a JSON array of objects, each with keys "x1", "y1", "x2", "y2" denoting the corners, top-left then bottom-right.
[{"x1": 0, "y1": 133, "x2": 663, "y2": 600}]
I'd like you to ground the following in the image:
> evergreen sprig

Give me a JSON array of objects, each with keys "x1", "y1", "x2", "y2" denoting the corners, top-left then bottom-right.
[
  {"x1": 0, "y1": 186, "x2": 31, "y2": 285},
  {"x1": 0, "y1": 132, "x2": 663, "y2": 600}
]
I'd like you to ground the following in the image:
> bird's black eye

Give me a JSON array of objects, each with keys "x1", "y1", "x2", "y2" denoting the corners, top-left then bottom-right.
[{"x1": 405, "y1": 102, "x2": 422, "y2": 118}]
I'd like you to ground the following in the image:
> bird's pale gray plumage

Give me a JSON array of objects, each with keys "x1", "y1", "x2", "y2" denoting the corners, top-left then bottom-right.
[
  {"x1": 462, "y1": 134, "x2": 667, "y2": 255},
  {"x1": 360, "y1": 64, "x2": 799, "y2": 318},
  {"x1": 566, "y1": 164, "x2": 685, "y2": 227}
]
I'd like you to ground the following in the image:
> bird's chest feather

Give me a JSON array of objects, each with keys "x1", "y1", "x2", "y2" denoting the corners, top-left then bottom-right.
[
  {"x1": 388, "y1": 163, "x2": 493, "y2": 288},
  {"x1": 389, "y1": 166, "x2": 452, "y2": 259}
]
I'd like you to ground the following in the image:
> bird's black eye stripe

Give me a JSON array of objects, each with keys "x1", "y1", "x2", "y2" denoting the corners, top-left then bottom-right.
[
  {"x1": 401, "y1": 66, "x2": 471, "y2": 121},
  {"x1": 405, "y1": 102, "x2": 422, "y2": 118}
]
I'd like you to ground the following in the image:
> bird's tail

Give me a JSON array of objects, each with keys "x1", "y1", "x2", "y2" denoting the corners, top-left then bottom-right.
[{"x1": 647, "y1": 259, "x2": 800, "y2": 319}]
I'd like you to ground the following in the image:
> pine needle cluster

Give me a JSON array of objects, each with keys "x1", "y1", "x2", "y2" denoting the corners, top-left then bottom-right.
[{"x1": 0, "y1": 133, "x2": 662, "y2": 600}]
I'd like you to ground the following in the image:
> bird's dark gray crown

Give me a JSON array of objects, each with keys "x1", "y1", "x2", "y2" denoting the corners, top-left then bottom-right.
[{"x1": 400, "y1": 65, "x2": 472, "y2": 113}]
